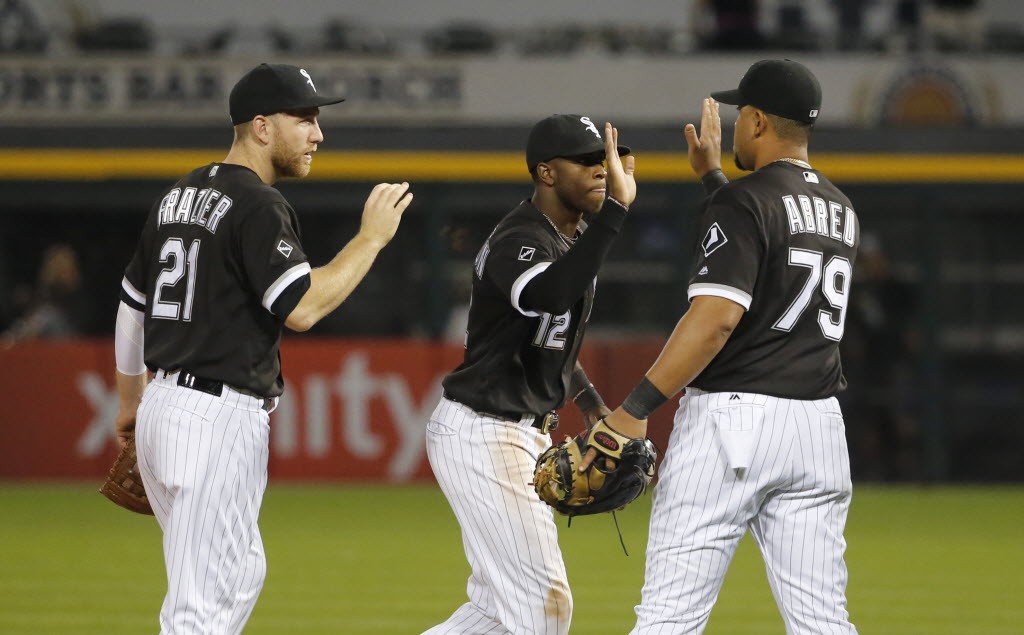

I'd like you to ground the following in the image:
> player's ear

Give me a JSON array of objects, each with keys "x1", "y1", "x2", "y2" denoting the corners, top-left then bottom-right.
[
  {"x1": 752, "y1": 108, "x2": 767, "y2": 139},
  {"x1": 250, "y1": 115, "x2": 272, "y2": 145},
  {"x1": 536, "y1": 162, "x2": 556, "y2": 186}
]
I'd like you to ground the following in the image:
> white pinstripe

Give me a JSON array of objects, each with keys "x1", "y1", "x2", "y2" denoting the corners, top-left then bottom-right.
[
  {"x1": 423, "y1": 397, "x2": 572, "y2": 635},
  {"x1": 632, "y1": 389, "x2": 857, "y2": 635},
  {"x1": 135, "y1": 371, "x2": 271, "y2": 635}
]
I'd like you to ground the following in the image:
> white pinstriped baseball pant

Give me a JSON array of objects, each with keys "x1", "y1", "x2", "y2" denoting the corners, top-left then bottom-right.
[
  {"x1": 423, "y1": 396, "x2": 572, "y2": 635},
  {"x1": 632, "y1": 388, "x2": 858, "y2": 635},
  {"x1": 135, "y1": 371, "x2": 272, "y2": 635}
]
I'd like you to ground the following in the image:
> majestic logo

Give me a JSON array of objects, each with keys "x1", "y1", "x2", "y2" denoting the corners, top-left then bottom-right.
[
  {"x1": 277, "y1": 240, "x2": 294, "y2": 257},
  {"x1": 803, "y1": 171, "x2": 819, "y2": 184},
  {"x1": 208, "y1": 165, "x2": 219, "y2": 179},
  {"x1": 518, "y1": 246, "x2": 535, "y2": 261},
  {"x1": 592, "y1": 431, "x2": 619, "y2": 452},
  {"x1": 579, "y1": 116, "x2": 601, "y2": 139},
  {"x1": 701, "y1": 222, "x2": 728, "y2": 257},
  {"x1": 299, "y1": 69, "x2": 316, "y2": 91}
]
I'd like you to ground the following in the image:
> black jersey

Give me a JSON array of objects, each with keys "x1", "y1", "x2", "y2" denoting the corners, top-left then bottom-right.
[
  {"x1": 120, "y1": 163, "x2": 311, "y2": 397},
  {"x1": 442, "y1": 200, "x2": 595, "y2": 417},
  {"x1": 688, "y1": 161, "x2": 860, "y2": 399}
]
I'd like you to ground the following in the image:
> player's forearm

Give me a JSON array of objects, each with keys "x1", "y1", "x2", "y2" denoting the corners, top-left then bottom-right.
[
  {"x1": 646, "y1": 307, "x2": 735, "y2": 397},
  {"x1": 520, "y1": 199, "x2": 627, "y2": 314},
  {"x1": 115, "y1": 370, "x2": 147, "y2": 418},
  {"x1": 116, "y1": 366, "x2": 149, "y2": 436},
  {"x1": 288, "y1": 233, "x2": 384, "y2": 330}
]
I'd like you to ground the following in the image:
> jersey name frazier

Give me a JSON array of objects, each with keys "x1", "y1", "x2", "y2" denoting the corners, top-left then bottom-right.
[
  {"x1": 781, "y1": 194, "x2": 856, "y2": 246},
  {"x1": 156, "y1": 187, "x2": 233, "y2": 234}
]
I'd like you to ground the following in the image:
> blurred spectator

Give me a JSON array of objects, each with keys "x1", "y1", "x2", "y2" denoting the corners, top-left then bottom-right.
[
  {"x1": 1, "y1": 244, "x2": 91, "y2": 347},
  {"x1": 888, "y1": 0, "x2": 923, "y2": 51},
  {"x1": 0, "y1": 0, "x2": 48, "y2": 53},
  {"x1": 840, "y1": 234, "x2": 922, "y2": 481},
  {"x1": 425, "y1": 21, "x2": 497, "y2": 55},
  {"x1": 924, "y1": 0, "x2": 983, "y2": 51},
  {"x1": 694, "y1": 0, "x2": 765, "y2": 50},
  {"x1": 832, "y1": 0, "x2": 873, "y2": 50},
  {"x1": 774, "y1": 0, "x2": 820, "y2": 50}
]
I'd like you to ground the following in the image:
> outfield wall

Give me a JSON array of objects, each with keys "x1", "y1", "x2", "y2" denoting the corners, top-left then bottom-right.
[{"x1": 0, "y1": 338, "x2": 671, "y2": 481}]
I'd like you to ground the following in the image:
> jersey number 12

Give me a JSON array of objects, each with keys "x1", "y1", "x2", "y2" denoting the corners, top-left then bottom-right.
[
  {"x1": 772, "y1": 247, "x2": 851, "y2": 341},
  {"x1": 152, "y1": 238, "x2": 201, "y2": 321},
  {"x1": 532, "y1": 311, "x2": 570, "y2": 350}
]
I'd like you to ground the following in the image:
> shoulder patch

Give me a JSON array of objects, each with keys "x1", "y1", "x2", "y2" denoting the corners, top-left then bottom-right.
[
  {"x1": 803, "y1": 171, "x2": 819, "y2": 184},
  {"x1": 518, "y1": 246, "x2": 536, "y2": 262},
  {"x1": 702, "y1": 222, "x2": 728, "y2": 256},
  {"x1": 277, "y1": 240, "x2": 294, "y2": 258}
]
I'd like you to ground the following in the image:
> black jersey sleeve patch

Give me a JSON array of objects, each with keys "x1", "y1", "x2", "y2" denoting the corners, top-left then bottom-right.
[
  {"x1": 702, "y1": 222, "x2": 728, "y2": 256},
  {"x1": 518, "y1": 246, "x2": 536, "y2": 261}
]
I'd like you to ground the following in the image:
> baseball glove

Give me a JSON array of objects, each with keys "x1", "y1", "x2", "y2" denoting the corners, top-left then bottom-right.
[
  {"x1": 99, "y1": 433, "x2": 154, "y2": 515},
  {"x1": 533, "y1": 418, "x2": 656, "y2": 517}
]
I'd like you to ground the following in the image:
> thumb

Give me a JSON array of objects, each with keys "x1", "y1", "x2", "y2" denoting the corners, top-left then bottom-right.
[{"x1": 684, "y1": 123, "x2": 700, "y2": 150}]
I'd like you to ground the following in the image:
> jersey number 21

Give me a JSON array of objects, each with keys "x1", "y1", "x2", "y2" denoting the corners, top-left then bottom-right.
[{"x1": 152, "y1": 237, "x2": 201, "y2": 322}]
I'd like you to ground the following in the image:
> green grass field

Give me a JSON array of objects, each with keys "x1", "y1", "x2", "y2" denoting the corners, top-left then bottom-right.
[{"x1": 1, "y1": 484, "x2": 1021, "y2": 634}]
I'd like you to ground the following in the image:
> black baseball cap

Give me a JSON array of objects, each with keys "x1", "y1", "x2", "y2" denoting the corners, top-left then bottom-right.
[
  {"x1": 711, "y1": 59, "x2": 821, "y2": 124},
  {"x1": 229, "y1": 63, "x2": 345, "y2": 125},
  {"x1": 526, "y1": 114, "x2": 631, "y2": 171}
]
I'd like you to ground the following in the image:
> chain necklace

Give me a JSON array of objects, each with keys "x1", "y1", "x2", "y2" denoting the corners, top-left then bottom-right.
[
  {"x1": 541, "y1": 213, "x2": 577, "y2": 246},
  {"x1": 777, "y1": 157, "x2": 812, "y2": 169}
]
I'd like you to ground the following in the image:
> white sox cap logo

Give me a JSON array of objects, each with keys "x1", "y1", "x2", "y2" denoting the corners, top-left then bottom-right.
[
  {"x1": 299, "y1": 69, "x2": 316, "y2": 91},
  {"x1": 579, "y1": 116, "x2": 601, "y2": 139},
  {"x1": 702, "y1": 222, "x2": 728, "y2": 257},
  {"x1": 518, "y1": 246, "x2": 536, "y2": 261},
  {"x1": 277, "y1": 240, "x2": 293, "y2": 258}
]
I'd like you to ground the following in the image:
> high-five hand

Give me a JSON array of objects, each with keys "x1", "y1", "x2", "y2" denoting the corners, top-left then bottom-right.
[
  {"x1": 604, "y1": 122, "x2": 636, "y2": 207},
  {"x1": 359, "y1": 182, "x2": 413, "y2": 248},
  {"x1": 684, "y1": 97, "x2": 722, "y2": 179}
]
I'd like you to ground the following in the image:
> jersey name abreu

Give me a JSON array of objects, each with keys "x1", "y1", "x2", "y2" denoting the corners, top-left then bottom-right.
[
  {"x1": 688, "y1": 162, "x2": 860, "y2": 400},
  {"x1": 781, "y1": 194, "x2": 856, "y2": 246}
]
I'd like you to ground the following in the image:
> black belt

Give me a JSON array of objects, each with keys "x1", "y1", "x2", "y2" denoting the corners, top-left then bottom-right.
[
  {"x1": 174, "y1": 370, "x2": 224, "y2": 397},
  {"x1": 163, "y1": 370, "x2": 274, "y2": 412},
  {"x1": 443, "y1": 392, "x2": 559, "y2": 433}
]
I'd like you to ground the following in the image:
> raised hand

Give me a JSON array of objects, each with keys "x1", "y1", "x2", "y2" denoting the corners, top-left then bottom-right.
[
  {"x1": 359, "y1": 182, "x2": 413, "y2": 248},
  {"x1": 684, "y1": 97, "x2": 722, "y2": 179},
  {"x1": 604, "y1": 122, "x2": 636, "y2": 207}
]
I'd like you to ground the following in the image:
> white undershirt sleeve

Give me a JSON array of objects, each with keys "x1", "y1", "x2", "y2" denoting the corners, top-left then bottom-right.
[{"x1": 115, "y1": 301, "x2": 146, "y2": 375}]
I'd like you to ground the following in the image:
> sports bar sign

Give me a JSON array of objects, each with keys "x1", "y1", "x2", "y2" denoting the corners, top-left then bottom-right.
[{"x1": 0, "y1": 55, "x2": 1019, "y2": 126}]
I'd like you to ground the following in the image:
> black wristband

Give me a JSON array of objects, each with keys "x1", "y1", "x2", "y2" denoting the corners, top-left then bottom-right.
[
  {"x1": 621, "y1": 377, "x2": 669, "y2": 420},
  {"x1": 701, "y1": 169, "x2": 729, "y2": 195},
  {"x1": 573, "y1": 383, "x2": 606, "y2": 414}
]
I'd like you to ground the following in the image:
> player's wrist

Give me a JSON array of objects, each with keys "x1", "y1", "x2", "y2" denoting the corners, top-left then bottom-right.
[
  {"x1": 701, "y1": 169, "x2": 729, "y2": 195},
  {"x1": 605, "y1": 195, "x2": 630, "y2": 212},
  {"x1": 573, "y1": 382, "x2": 606, "y2": 414},
  {"x1": 621, "y1": 376, "x2": 669, "y2": 420},
  {"x1": 592, "y1": 197, "x2": 628, "y2": 232}
]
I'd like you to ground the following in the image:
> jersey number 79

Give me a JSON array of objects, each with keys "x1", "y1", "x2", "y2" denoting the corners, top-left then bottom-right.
[{"x1": 772, "y1": 247, "x2": 852, "y2": 341}]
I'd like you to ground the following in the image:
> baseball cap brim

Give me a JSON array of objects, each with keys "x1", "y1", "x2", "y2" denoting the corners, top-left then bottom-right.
[
  {"x1": 297, "y1": 95, "x2": 346, "y2": 109},
  {"x1": 710, "y1": 88, "x2": 743, "y2": 106},
  {"x1": 539, "y1": 142, "x2": 632, "y2": 165}
]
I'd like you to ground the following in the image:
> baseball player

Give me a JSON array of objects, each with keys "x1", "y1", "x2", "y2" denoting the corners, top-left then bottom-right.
[
  {"x1": 112, "y1": 63, "x2": 412, "y2": 634},
  {"x1": 592, "y1": 59, "x2": 860, "y2": 633},
  {"x1": 423, "y1": 115, "x2": 634, "y2": 635}
]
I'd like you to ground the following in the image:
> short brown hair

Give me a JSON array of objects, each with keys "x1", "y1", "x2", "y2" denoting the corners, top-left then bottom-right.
[{"x1": 766, "y1": 113, "x2": 812, "y2": 143}]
